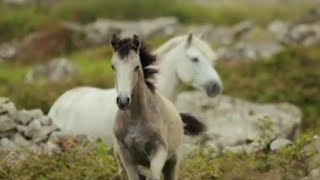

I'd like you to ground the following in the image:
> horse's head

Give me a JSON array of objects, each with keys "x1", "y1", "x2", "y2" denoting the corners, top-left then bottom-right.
[
  {"x1": 111, "y1": 34, "x2": 141, "y2": 110},
  {"x1": 173, "y1": 33, "x2": 222, "y2": 97},
  {"x1": 111, "y1": 34, "x2": 157, "y2": 110}
]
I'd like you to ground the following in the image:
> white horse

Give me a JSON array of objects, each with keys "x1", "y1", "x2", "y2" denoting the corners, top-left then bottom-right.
[{"x1": 48, "y1": 33, "x2": 222, "y2": 144}]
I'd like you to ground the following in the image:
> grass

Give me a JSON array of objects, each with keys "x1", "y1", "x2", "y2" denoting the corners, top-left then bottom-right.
[
  {"x1": 0, "y1": 132, "x2": 318, "y2": 180},
  {"x1": 0, "y1": 0, "x2": 318, "y2": 41}
]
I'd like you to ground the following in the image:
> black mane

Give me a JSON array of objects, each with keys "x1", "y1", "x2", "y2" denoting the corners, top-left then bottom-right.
[{"x1": 114, "y1": 37, "x2": 158, "y2": 92}]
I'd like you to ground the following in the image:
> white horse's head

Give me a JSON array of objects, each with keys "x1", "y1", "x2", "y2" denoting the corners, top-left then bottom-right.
[{"x1": 163, "y1": 34, "x2": 222, "y2": 97}]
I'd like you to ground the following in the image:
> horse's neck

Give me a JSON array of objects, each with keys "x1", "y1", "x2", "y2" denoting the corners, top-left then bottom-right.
[{"x1": 156, "y1": 49, "x2": 182, "y2": 102}]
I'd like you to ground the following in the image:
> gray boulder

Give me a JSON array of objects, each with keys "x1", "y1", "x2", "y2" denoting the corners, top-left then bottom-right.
[
  {"x1": 23, "y1": 120, "x2": 42, "y2": 138},
  {"x1": 17, "y1": 109, "x2": 34, "y2": 125},
  {"x1": 1, "y1": 137, "x2": 16, "y2": 149},
  {"x1": 176, "y1": 91, "x2": 302, "y2": 153},
  {"x1": 0, "y1": 115, "x2": 17, "y2": 132},
  {"x1": 0, "y1": 41, "x2": 19, "y2": 62},
  {"x1": 25, "y1": 57, "x2": 80, "y2": 83},
  {"x1": 270, "y1": 138, "x2": 293, "y2": 151}
]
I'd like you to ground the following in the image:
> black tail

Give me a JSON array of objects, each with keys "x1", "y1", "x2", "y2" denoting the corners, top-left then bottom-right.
[{"x1": 180, "y1": 113, "x2": 206, "y2": 136}]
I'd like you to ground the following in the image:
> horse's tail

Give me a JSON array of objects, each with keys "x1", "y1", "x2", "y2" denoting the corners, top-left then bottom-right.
[{"x1": 180, "y1": 113, "x2": 206, "y2": 136}]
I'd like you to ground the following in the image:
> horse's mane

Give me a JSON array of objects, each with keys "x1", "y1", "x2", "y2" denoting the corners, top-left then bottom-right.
[
  {"x1": 115, "y1": 38, "x2": 158, "y2": 92},
  {"x1": 154, "y1": 35, "x2": 217, "y2": 63}
]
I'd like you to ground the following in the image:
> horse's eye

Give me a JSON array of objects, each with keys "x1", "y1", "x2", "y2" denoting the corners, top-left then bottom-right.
[
  {"x1": 192, "y1": 57, "x2": 199, "y2": 63},
  {"x1": 134, "y1": 65, "x2": 139, "y2": 72},
  {"x1": 111, "y1": 65, "x2": 115, "y2": 70}
]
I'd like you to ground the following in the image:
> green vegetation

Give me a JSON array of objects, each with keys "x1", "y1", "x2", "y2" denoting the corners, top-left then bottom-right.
[
  {"x1": 0, "y1": 132, "x2": 318, "y2": 179},
  {"x1": 0, "y1": 0, "x2": 317, "y2": 41}
]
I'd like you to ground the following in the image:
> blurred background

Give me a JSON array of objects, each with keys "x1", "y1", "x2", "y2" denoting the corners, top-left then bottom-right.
[{"x1": 0, "y1": 0, "x2": 320, "y2": 179}]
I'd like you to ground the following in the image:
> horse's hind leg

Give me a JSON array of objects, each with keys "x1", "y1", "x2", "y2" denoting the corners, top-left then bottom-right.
[{"x1": 162, "y1": 153, "x2": 178, "y2": 180}]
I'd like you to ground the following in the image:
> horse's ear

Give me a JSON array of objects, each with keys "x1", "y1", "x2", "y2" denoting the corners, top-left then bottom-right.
[
  {"x1": 187, "y1": 33, "x2": 193, "y2": 45},
  {"x1": 131, "y1": 34, "x2": 141, "y2": 51},
  {"x1": 111, "y1": 34, "x2": 120, "y2": 50}
]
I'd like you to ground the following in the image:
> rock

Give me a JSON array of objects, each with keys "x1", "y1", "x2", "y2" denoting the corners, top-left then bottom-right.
[
  {"x1": 310, "y1": 168, "x2": 320, "y2": 179},
  {"x1": 270, "y1": 138, "x2": 293, "y2": 151},
  {"x1": 84, "y1": 19, "x2": 121, "y2": 46},
  {"x1": 217, "y1": 41, "x2": 284, "y2": 61},
  {"x1": 268, "y1": 20, "x2": 289, "y2": 41},
  {"x1": 25, "y1": 58, "x2": 80, "y2": 83},
  {"x1": 0, "y1": 97, "x2": 17, "y2": 115},
  {"x1": 287, "y1": 24, "x2": 320, "y2": 46},
  {"x1": 23, "y1": 120, "x2": 41, "y2": 138},
  {"x1": 11, "y1": 133, "x2": 30, "y2": 147},
  {"x1": 40, "y1": 141, "x2": 62, "y2": 154},
  {"x1": 38, "y1": 116, "x2": 52, "y2": 126},
  {"x1": 0, "y1": 130, "x2": 16, "y2": 138},
  {"x1": 176, "y1": 91, "x2": 302, "y2": 152},
  {"x1": 28, "y1": 109, "x2": 44, "y2": 119},
  {"x1": 16, "y1": 125, "x2": 27, "y2": 134},
  {"x1": 49, "y1": 131, "x2": 74, "y2": 143},
  {"x1": 32, "y1": 125, "x2": 58, "y2": 143},
  {"x1": 0, "y1": 41, "x2": 19, "y2": 62},
  {"x1": 84, "y1": 17, "x2": 179, "y2": 46},
  {"x1": 0, "y1": 115, "x2": 17, "y2": 132},
  {"x1": 231, "y1": 21, "x2": 255, "y2": 40},
  {"x1": 17, "y1": 109, "x2": 34, "y2": 125},
  {"x1": 1, "y1": 137, "x2": 16, "y2": 149}
]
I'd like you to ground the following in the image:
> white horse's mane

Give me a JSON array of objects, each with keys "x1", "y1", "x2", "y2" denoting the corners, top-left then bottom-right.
[{"x1": 154, "y1": 34, "x2": 217, "y2": 63}]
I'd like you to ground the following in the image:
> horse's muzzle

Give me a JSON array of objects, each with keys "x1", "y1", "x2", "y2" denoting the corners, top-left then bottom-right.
[
  {"x1": 116, "y1": 96, "x2": 131, "y2": 110},
  {"x1": 204, "y1": 81, "x2": 222, "y2": 97}
]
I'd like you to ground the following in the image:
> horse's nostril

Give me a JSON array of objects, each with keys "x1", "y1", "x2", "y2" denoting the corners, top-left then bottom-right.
[
  {"x1": 125, "y1": 97, "x2": 130, "y2": 104},
  {"x1": 204, "y1": 81, "x2": 221, "y2": 97},
  {"x1": 116, "y1": 97, "x2": 120, "y2": 104},
  {"x1": 212, "y1": 83, "x2": 219, "y2": 92}
]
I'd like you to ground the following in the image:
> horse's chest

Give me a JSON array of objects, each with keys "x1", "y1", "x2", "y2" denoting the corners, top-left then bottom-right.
[{"x1": 123, "y1": 125, "x2": 156, "y2": 163}]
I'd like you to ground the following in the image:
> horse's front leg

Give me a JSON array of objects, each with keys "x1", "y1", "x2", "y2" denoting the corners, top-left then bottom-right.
[
  {"x1": 115, "y1": 142, "x2": 140, "y2": 180},
  {"x1": 148, "y1": 144, "x2": 168, "y2": 180}
]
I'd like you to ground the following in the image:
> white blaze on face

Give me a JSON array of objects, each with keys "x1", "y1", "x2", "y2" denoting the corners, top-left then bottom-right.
[{"x1": 112, "y1": 51, "x2": 140, "y2": 99}]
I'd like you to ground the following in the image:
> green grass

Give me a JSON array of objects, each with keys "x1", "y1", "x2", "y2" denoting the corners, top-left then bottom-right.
[{"x1": 0, "y1": 132, "x2": 318, "y2": 180}]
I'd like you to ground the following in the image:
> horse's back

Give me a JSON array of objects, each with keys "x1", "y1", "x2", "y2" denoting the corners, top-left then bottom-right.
[{"x1": 49, "y1": 87, "x2": 118, "y2": 144}]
